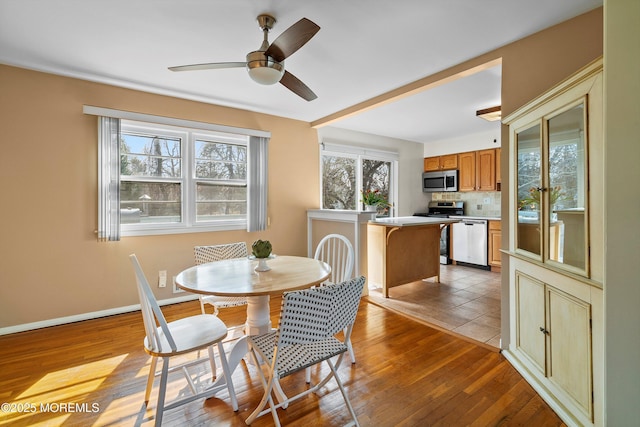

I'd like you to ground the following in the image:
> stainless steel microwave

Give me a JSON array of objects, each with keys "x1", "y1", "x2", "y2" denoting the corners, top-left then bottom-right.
[{"x1": 422, "y1": 170, "x2": 458, "y2": 192}]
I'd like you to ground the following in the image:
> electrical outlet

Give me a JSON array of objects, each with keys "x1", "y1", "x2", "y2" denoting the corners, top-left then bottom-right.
[
  {"x1": 158, "y1": 270, "x2": 167, "y2": 288},
  {"x1": 173, "y1": 276, "x2": 184, "y2": 294}
]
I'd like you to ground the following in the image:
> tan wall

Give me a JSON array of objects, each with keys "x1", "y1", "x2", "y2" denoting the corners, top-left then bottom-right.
[{"x1": 0, "y1": 65, "x2": 320, "y2": 328}]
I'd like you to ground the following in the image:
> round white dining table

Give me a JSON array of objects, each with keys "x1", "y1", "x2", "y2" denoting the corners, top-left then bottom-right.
[
  {"x1": 175, "y1": 255, "x2": 331, "y2": 335},
  {"x1": 174, "y1": 255, "x2": 331, "y2": 400}
]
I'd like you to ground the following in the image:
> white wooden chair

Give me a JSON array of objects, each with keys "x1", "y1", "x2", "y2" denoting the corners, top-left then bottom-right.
[
  {"x1": 129, "y1": 254, "x2": 238, "y2": 426},
  {"x1": 245, "y1": 276, "x2": 365, "y2": 426},
  {"x1": 314, "y1": 233, "x2": 355, "y2": 286},
  {"x1": 194, "y1": 242, "x2": 249, "y2": 318},
  {"x1": 313, "y1": 234, "x2": 357, "y2": 363}
]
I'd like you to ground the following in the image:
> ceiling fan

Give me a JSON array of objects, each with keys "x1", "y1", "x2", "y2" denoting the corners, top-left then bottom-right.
[{"x1": 169, "y1": 14, "x2": 320, "y2": 101}]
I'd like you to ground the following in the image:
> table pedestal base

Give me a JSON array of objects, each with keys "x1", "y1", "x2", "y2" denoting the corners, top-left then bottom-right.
[{"x1": 245, "y1": 295, "x2": 272, "y2": 335}]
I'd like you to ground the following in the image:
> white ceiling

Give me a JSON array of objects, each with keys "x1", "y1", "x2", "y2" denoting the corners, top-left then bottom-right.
[{"x1": 0, "y1": 0, "x2": 601, "y2": 144}]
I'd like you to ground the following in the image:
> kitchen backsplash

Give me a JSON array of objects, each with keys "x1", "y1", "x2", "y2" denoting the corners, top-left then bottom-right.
[{"x1": 431, "y1": 191, "x2": 501, "y2": 218}]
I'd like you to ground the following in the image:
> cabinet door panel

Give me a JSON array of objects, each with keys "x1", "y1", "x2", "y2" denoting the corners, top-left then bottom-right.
[
  {"x1": 424, "y1": 157, "x2": 440, "y2": 171},
  {"x1": 476, "y1": 149, "x2": 496, "y2": 191},
  {"x1": 458, "y1": 151, "x2": 476, "y2": 191},
  {"x1": 515, "y1": 272, "x2": 546, "y2": 374},
  {"x1": 546, "y1": 101, "x2": 588, "y2": 274},
  {"x1": 440, "y1": 154, "x2": 458, "y2": 170},
  {"x1": 516, "y1": 124, "x2": 542, "y2": 257},
  {"x1": 547, "y1": 287, "x2": 593, "y2": 419},
  {"x1": 489, "y1": 225, "x2": 501, "y2": 267},
  {"x1": 495, "y1": 147, "x2": 502, "y2": 185}
]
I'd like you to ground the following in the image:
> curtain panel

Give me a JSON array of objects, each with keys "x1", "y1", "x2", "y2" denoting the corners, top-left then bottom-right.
[
  {"x1": 247, "y1": 136, "x2": 269, "y2": 232},
  {"x1": 97, "y1": 117, "x2": 121, "y2": 241}
]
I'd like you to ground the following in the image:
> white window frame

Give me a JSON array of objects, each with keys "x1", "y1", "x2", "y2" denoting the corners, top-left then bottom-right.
[
  {"x1": 86, "y1": 105, "x2": 270, "y2": 238},
  {"x1": 320, "y1": 142, "x2": 399, "y2": 216},
  {"x1": 120, "y1": 120, "x2": 250, "y2": 236}
]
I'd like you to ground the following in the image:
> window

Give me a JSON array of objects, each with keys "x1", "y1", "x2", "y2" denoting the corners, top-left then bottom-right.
[
  {"x1": 119, "y1": 121, "x2": 250, "y2": 233},
  {"x1": 320, "y1": 143, "x2": 398, "y2": 216},
  {"x1": 88, "y1": 106, "x2": 269, "y2": 240},
  {"x1": 120, "y1": 124, "x2": 185, "y2": 225}
]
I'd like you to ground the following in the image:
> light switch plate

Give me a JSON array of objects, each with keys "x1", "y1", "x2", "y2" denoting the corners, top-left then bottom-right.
[{"x1": 158, "y1": 270, "x2": 167, "y2": 288}]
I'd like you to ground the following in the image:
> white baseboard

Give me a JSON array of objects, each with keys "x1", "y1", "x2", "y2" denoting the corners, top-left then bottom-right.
[
  {"x1": 0, "y1": 294, "x2": 200, "y2": 336},
  {"x1": 502, "y1": 349, "x2": 590, "y2": 427}
]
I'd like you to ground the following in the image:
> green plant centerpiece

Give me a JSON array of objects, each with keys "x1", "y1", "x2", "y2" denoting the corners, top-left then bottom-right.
[
  {"x1": 251, "y1": 239, "x2": 272, "y2": 258},
  {"x1": 360, "y1": 189, "x2": 391, "y2": 212},
  {"x1": 252, "y1": 240, "x2": 273, "y2": 272}
]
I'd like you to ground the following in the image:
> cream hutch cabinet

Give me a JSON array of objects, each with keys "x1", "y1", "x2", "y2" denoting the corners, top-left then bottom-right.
[{"x1": 503, "y1": 58, "x2": 603, "y2": 427}]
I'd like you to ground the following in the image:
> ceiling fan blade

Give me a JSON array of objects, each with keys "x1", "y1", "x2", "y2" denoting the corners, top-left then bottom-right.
[
  {"x1": 168, "y1": 62, "x2": 246, "y2": 72},
  {"x1": 265, "y1": 18, "x2": 320, "y2": 62},
  {"x1": 280, "y1": 70, "x2": 317, "y2": 101}
]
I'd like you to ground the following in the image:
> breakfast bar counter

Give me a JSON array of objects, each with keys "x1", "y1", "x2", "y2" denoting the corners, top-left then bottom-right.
[{"x1": 367, "y1": 216, "x2": 460, "y2": 297}]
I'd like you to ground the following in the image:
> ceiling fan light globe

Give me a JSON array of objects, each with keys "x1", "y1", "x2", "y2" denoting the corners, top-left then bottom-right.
[
  {"x1": 248, "y1": 66, "x2": 284, "y2": 85},
  {"x1": 246, "y1": 51, "x2": 284, "y2": 85}
]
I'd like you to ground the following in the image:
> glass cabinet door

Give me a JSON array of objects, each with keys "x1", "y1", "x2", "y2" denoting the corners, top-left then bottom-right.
[
  {"x1": 546, "y1": 101, "x2": 588, "y2": 273},
  {"x1": 516, "y1": 124, "x2": 542, "y2": 257}
]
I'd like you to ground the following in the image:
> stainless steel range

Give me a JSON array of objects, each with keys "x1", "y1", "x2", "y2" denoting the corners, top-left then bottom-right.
[{"x1": 414, "y1": 201, "x2": 464, "y2": 264}]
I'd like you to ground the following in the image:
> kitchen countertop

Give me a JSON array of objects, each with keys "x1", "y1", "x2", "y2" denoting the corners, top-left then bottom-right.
[{"x1": 369, "y1": 216, "x2": 461, "y2": 227}]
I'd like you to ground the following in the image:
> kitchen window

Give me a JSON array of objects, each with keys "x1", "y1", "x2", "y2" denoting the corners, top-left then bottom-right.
[
  {"x1": 87, "y1": 106, "x2": 269, "y2": 240},
  {"x1": 320, "y1": 142, "x2": 398, "y2": 216}
]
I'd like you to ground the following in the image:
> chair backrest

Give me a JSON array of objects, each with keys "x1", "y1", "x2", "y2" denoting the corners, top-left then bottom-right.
[
  {"x1": 129, "y1": 254, "x2": 177, "y2": 353},
  {"x1": 276, "y1": 276, "x2": 365, "y2": 348},
  {"x1": 194, "y1": 242, "x2": 248, "y2": 265},
  {"x1": 314, "y1": 234, "x2": 354, "y2": 284}
]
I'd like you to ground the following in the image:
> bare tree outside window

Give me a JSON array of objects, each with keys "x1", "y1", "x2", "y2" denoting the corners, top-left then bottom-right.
[
  {"x1": 120, "y1": 131, "x2": 249, "y2": 224},
  {"x1": 362, "y1": 159, "x2": 391, "y2": 215},
  {"x1": 195, "y1": 139, "x2": 247, "y2": 220},
  {"x1": 322, "y1": 155, "x2": 356, "y2": 209},
  {"x1": 322, "y1": 152, "x2": 394, "y2": 216},
  {"x1": 120, "y1": 134, "x2": 182, "y2": 222}
]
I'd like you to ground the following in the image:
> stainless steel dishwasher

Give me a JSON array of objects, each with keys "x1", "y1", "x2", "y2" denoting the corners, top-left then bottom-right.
[{"x1": 451, "y1": 219, "x2": 488, "y2": 266}]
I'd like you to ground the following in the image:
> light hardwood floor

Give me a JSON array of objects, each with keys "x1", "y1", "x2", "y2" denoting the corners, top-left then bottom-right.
[
  {"x1": 368, "y1": 264, "x2": 502, "y2": 348},
  {"x1": 0, "y1": 295, "x2": 564, "y2": 426}
]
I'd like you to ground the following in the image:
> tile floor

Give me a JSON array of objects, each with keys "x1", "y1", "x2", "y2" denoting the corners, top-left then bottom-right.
[{"x1": 367, "y1": 263, "x2": 502, "y2": 348}]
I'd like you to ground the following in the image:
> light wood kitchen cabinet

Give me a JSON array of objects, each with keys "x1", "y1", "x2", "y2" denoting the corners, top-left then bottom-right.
[
  {"x1": 488, "y1": 220, "x2": 501, "y2": 270},
  {"x1": 457, "y1": 151, "x2": 476, "y2": 191},
  {"x1": 476, "y1": 149, "x2": 497, "y2": 191},
  {"x1": 423, "y1": 154, "x2": 458, "y2": 171},
  {"x1": 440, "y1": 154, "x2": 458, "y2": 170},
  {"x1": 458, "y1": 149, "x2": 496, "y2": 192},
  {"x1": 495, "y1": 147, "x2": 502, "y2": 187},
  {"x1": 504, "y1": 58, "x2": 604, "y2": 427},
  {"x1": 424, "y1": 157, "x2": 439, "y2": 171}
]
